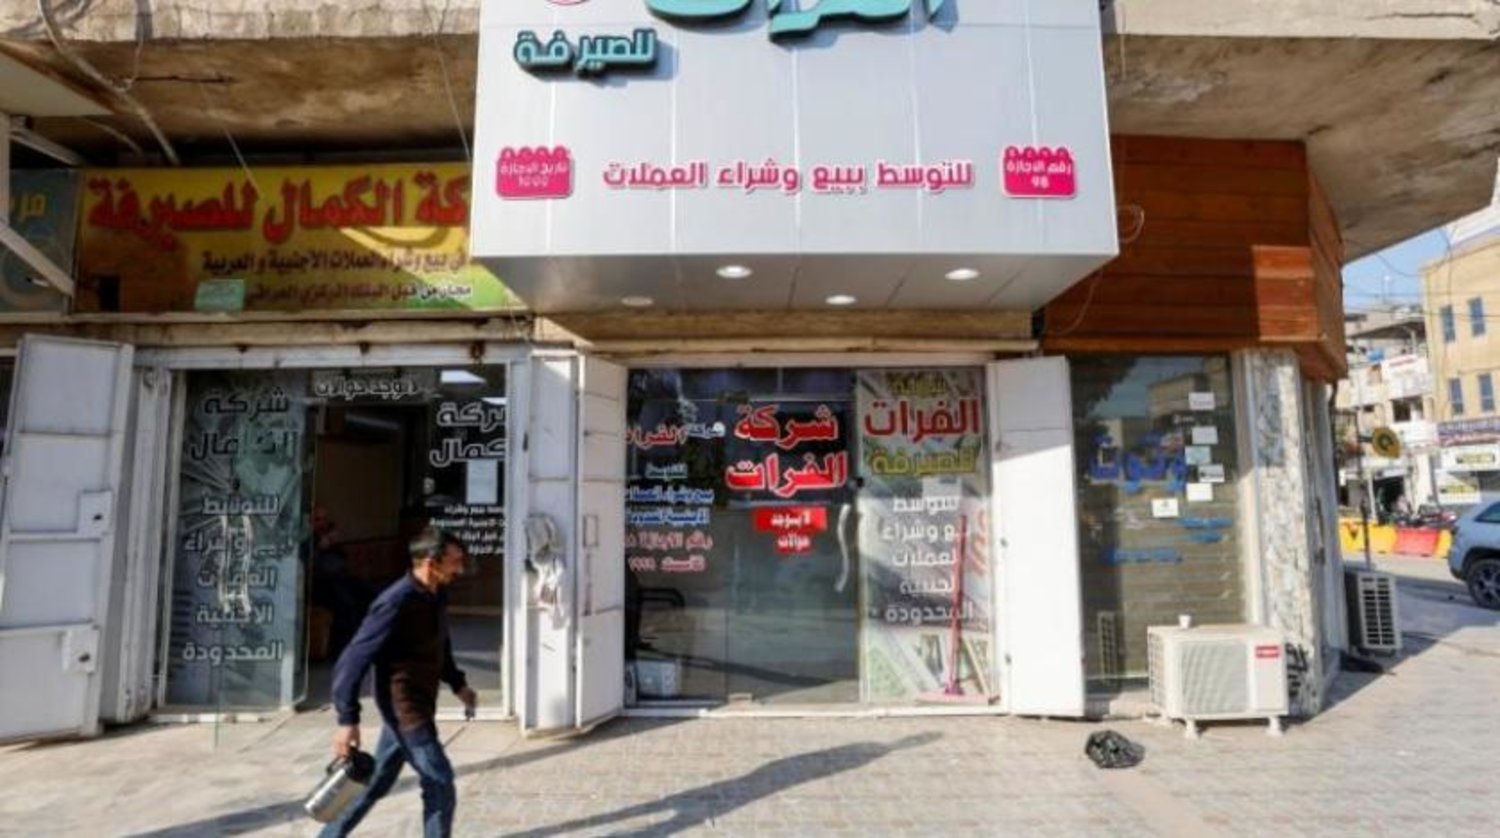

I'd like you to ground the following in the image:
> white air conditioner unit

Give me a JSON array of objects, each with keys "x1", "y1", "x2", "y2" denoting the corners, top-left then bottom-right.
[
  {"x1": 1344, "y1": 568, "x2": 1401, "y2": 655},
  {"x1": 1147, "y1": 624, "x2": 1288, "y2": 738}
]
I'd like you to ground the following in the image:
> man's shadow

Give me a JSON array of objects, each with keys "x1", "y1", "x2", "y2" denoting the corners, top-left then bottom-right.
[{"x1": 509, "y1": 731, "x2": 942, "y2": 837}]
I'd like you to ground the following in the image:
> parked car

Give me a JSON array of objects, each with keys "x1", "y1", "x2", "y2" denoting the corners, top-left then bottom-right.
[
  {"x1": 1446, "y1": 501, "x2": 1500, "y2": 610},
  {"x1": 1398, "y1": 504, "x2": 1458, "y2": 530}
]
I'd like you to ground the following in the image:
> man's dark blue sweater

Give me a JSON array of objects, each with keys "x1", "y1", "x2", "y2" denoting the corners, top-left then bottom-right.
[{"x1": 331, "y1": 573, "x2": 467, "y2": 734}]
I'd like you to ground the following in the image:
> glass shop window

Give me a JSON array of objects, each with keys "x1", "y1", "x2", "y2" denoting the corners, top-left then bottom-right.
[{"x1": 1071, "y1": 356, "x2": 1244, "y2": 689}]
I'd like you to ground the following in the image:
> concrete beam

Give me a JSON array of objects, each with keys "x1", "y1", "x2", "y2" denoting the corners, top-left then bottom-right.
[
  {"x1": 1104, "y1": 0, "x2": 1500, "y2": 41},
  {"x1": 1105, "y1": 35, "x2": 1500, "y2": 258},
  {"x1": 1, "y1": 0, "x2": 479, "y2": 42},
  {"x1": 9, "y1": 1, "x2": 1495, "y2": 43},
  {"x1": 3, "y1": 1, "x2": 1498, "y2": 260}
]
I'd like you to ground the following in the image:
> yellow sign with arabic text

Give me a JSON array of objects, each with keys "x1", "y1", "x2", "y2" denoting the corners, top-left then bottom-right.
[{"x1": 76, "y1": 164, "x2": 517, "y2": 313}]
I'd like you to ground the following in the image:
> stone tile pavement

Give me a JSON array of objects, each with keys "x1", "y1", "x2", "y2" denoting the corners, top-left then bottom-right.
[{"x1": 2, "y1": 558, "x2": 1497, "y2": 837}]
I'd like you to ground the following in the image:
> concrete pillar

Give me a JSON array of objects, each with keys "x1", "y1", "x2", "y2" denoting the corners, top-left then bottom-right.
[{"x1": 1237, "y1": 348, "x2": 1326, "y2": 717}]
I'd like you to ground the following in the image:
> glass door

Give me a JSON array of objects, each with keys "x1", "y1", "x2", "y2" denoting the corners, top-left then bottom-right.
[
  {"x1": 854, "y1": 369, "x2": 996, "y2": 703},
  {"x1": 625, "y1": 369, "x2": 859, "y2": 705},
  {"x1": 720, "y1": 375, "x2": 859, "y2": 704}
]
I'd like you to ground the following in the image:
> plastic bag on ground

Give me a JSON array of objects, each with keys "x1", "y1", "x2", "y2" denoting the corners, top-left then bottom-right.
[{"x1": 1085, "y1": 730, "x2": 1145, "y2": 769}]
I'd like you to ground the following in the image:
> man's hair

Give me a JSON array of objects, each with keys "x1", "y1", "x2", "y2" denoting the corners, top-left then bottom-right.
[{"x1": 410, "y1": 527, "x2": 465, "y2": 565}]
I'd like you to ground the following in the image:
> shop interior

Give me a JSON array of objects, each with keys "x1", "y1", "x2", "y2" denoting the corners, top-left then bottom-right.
[
  {"x1": 162, "y1": 365, "x2": 507, "y2": 713},
  {"x1": 301, "y1": 374, "x2": 506, "y2": 710}
]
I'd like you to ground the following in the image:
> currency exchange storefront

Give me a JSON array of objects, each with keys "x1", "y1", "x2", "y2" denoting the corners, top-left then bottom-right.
[
  {"x1": 468, "y1": 0, "x2": 1120, "y2": 728},
  {"x1": 0, "y1": 162, "x2": 533, "y2": 739}
]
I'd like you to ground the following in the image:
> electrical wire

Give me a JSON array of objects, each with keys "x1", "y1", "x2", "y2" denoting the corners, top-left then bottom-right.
[
  {"x1": 37, "y1": 0, "x2": 179, "y2": 165},
  {"x1": 1046, "y1": 203, "x2": 1147, "y2": 338},
  {"x1": 79, "y1": 116, "x2": 144, "y2": 155},
  {"x1": 193, "y1": 81, "x2": 260, "y2": 195},
  {"x1": 423, "y1": 0, "x2": 472, "y2": 162}
]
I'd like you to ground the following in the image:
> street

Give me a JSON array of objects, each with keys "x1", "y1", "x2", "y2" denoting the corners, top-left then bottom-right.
[{"x1": 1, "y1": 557, "x2": 1497, "y2": 837}]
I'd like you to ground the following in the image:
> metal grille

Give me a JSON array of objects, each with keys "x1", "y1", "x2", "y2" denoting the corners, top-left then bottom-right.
[
  {"x1": 1357, "y1": 574, "x2": 1399, "y2": 651},
  {"x1": 1097, "y1": 611, "x2": 1121, "y2": 686},
  {"x1": 1179, "y1": 640, "x2": 1248, "y2": 715},
  {"x1": 1147, "y1": 630, "x2": 1164, "y2": 709}
]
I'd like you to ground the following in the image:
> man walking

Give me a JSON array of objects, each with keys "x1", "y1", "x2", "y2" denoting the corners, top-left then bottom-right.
[{"x1": 322, "y1": 528, "x2": 477, "y2": 837}]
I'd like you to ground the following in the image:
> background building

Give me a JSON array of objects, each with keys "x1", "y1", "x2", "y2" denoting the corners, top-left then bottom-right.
[
  {"x1": 1336, "y1": 306, "x2": 1435, "y2": 516},
  {"x1": 1425, "y1": 167, "x2": 1500, "y2": 505}
]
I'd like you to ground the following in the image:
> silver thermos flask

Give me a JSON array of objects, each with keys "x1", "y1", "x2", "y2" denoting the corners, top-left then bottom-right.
[{"x1": 304, "y1": 748, "x2": 376, "y2": 824}]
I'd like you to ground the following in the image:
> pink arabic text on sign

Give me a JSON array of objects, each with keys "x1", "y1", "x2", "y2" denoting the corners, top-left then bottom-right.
[
  {"x1": 1001, "y1": 146, "x2": 1077, "y2": 199},
  {"x1": 496, "y1": 147, "x2": 574, "y2": 200}
]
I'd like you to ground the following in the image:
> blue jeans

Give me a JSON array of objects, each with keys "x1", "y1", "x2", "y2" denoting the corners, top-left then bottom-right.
[{"x1": 319, "y1": 723, "x2": 456, "y2": 837}]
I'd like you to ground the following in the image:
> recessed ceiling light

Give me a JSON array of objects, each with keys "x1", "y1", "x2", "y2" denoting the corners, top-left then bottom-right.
[
  {"x1": 717, "y1": 264, "x2": 753, "y2": 280},
  {"x1": 825, "y1": 294, "x2": 857, "y2": 306},
  {"x1": 441, "y1": 370, "x2": 487, "y2": 386},
  {"x1": 621, "y1": 295, "x2": 654, "y2": 308},
  {"x1": 946, "y1": 268, "x2": 980, "y2": 282}
]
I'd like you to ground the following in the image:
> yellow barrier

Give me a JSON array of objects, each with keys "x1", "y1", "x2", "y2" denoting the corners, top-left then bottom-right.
[
  {"x1": 1371, "y1": 524, "x2": 1397, "y2": 553},
  {"x1": 1339, "y1": 518, "x2": 1365, "y2": 553},
  {"x1": 1337, "y1": 517, "x2": 1451, "y2": 558}
]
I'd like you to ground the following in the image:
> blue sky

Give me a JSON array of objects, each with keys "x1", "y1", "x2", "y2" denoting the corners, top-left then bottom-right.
[{"x1": 1342, "y1": 228, "x2": 1450, "y2": 312}]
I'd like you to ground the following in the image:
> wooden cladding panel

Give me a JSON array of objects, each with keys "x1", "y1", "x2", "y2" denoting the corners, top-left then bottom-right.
[
  {"x1": 1302, "y1": 176, "x2": 1348, "y2": 379},
  {"x1": 1044, "y1": 136, "x2": 1345, "y2": 382},
  {"x1": 1105, "y1": 136, "x2": 1308, "y2": 170}
]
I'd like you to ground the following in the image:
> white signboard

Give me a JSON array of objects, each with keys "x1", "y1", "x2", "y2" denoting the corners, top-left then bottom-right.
[
  {"x1": 1441, "y1": 443, "x2": 1500, "y2": 473},
  {"x1": 472, "y1": 0, "x2": 1117, "y2": 312},
  {"x1": 1436, "y1": 469, "x2": 1482, "y2": 506}
]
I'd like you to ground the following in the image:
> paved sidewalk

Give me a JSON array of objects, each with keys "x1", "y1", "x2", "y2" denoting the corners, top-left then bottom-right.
[{"x1": 2, "y1": 560, "x2": 1498, "y2": 837}]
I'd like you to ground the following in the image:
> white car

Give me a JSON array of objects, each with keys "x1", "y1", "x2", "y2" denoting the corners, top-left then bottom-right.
[{"x1": 1447, "y1": 501, "x2": 1500, "y2": 610}]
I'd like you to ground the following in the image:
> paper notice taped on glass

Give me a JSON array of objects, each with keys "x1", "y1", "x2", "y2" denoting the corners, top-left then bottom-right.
[{"x1": 467, "y1": 458, "x2": 500, "y2": 505}]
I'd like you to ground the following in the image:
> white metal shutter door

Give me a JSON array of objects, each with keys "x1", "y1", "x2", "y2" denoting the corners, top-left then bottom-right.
[
  {"x1": 0, "y1": 336, "x2": 133, "y2": 741},
  {"x1": 100, "y1": 367, "x2": 174, "y2": 723},
  {"x1": 576, "y1": 356, "x2": 626, "y2": 730},
  {"x1": 989, "y1": 357, "x2": 1086, "y2": 717}
]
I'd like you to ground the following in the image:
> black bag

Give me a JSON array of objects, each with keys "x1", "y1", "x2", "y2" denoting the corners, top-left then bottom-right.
[{"x1": 1085, "y1": 730, "x2": 1145, "y2": 769}]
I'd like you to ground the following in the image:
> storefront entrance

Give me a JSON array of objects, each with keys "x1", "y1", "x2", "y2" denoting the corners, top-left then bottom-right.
[
  {"x1": 162, "y1": 365, "x2": 508, "y2": 714},
  {"x1": 624, "y1": 367, "x2": 996, "y2": 707}
]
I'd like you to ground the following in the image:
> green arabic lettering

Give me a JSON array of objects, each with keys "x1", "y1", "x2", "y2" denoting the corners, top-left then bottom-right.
[
  {"x1": 647, "y1": 0, "x2": 946, "y2": 35},
  {"x1": 770, "y1": 0, "x2": 914, "y2": 37},
  {"x1": 646, "y1": 0, "x2": 753, "y2": 19}
]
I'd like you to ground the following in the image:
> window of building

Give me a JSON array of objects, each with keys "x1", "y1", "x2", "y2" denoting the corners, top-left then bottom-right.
[
  {"x1": 1441, "y1": 306, "x2": 1457, "y2": 343},
  {"x1": 1481, "y1": 374, "x2": 1495, "y2": 413},
  {"x1": 1071, "y1": 356, "x2": 1243, "y2": 689},
  {"x1": 1450, "y1": 378, "x2": 1466, "y2": 416},
  {"x1": 1471, "y1": 298, "x2": 1487, "y2": 337}
]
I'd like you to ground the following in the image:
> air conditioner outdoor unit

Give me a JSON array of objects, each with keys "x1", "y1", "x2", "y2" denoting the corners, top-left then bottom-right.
[
  {"x1": 1344, "y1": 568, "x2": 1401, "y2": 655},
  {"x1": 1147, "y1": 624, "x2": 1288, "y2": 738}
]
